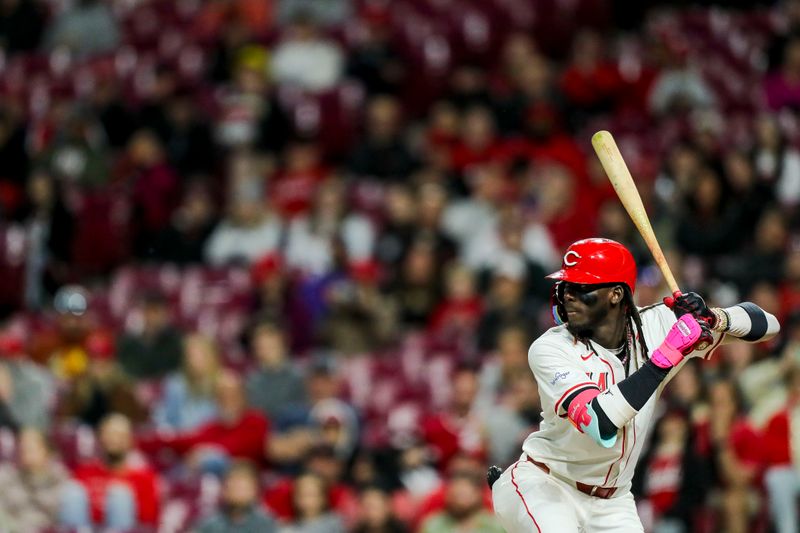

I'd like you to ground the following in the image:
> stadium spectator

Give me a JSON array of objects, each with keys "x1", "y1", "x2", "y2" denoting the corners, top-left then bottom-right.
[
  {"x1": 205, "y1": 177, "x2": 283, "y2": 266},
  {"x1": 0, "y1": 105, "x2": 30, "y2": 218},
  {"x1": 117, "y1": 292, "x2": 184, "y2": 379},
  {"x1": 44, "y1": 285, "x2": 93, "y2": 379},
  {"x1": 349, "y1": 95, "x2": 416, "y2": 182},
  {"x1": 752, "y1": 114, "x2": 800, "y2": 210},
  {"x1": 763, "y1": 364, "x2": 800, "y2": 533},
  {"x1": 21, "y1": 171, "x2": 75, "y2": 308},
  {"x1": 418, "y1": 471, "x2": 503, "y2": 533},
  {"x1": 60, "y1": 330, "x2": 147, "y2": 427},
  {"x1": 648, "y1": 40, "x2": 716, "y2": 116},
  {"x1": 275, "y1": 471, "x2": 347, "y2": 533},
  {"x1": 0, "y1": 330, "x2": 54, "y2": 429},
  {"x1": 245, "y1": 321, "x2": 306, "y2": 420},
  {"x1": 284, "y1": 177, "x2": 375, "y2": 275},
  {"x1": 0, "y1": 428, "x2": 69, "y2": 531},
  {"x1": 61, "y1": 413, "x2": 160, "y2": 529},
  {"x1": 152, "y1": 333, "x2": 221, "y2": 432},
  {"x1": 560, "y1": 29, "x2": 624, "y2": 121},
  {"x1": 633, "y1": 406, "x2": 711, "y2": 533},
  {"x1": 140, "y1": 370, "x2": 269, "y2": 474},
  {"x1": 194, "y1": 460, "x2": 278, "y2": 533},
  {"x1": 345, "y1": 6, "x2": 405, "y2": 96},
  {"x1": 150, "y1": 181, "x2": 219, "y2": 264},
  {"x1": 421, "y1": 365, "x2": 487, "y2": 471},
  {"x1": 353, "y1": 485, "x2": 409, "y2": 533},
  {"x1": 44, "y1": 0, "x2": 120, "y2": 58},
  {"x1": 271, "y1": 12, "x2": 345, "y2": 92}
]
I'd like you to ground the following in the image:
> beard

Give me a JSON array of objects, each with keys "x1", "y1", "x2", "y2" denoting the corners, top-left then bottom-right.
[
  {"x1": 103, "y1": 450, "x2": 126, "y2": 467},
  {"x1": 447, "y1": 503, "x2": 480, "y2": 522}
]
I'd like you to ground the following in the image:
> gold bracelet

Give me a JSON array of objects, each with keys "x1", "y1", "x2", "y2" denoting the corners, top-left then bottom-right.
[{"x1": 710, "y1": 307, "x2": 730, "y2": 332}]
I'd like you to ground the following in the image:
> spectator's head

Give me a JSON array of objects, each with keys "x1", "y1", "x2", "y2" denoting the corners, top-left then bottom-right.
[
  {"x1": 754, "y1": 209, "x2": 788, "y2": 254},
  {"x1": 233, "y1": 45, "x2": 269, "y2": 94},
  {"x1": 707, "y1": 378, "x2": 745, "y2": 421},
  {"x1": 306, "y1": 356, "x2": 340, "y2": 403},
  {"x1": 655, "y1": 406, "x2": 689, "y2": 445},
  {"x1": 536, "y1": 163, "x2": 575, "y2": 220},
  {"x1": 228, "y1": 179, "x2": 265, "y2": 227},
  {"x1": 384, "y1": 183, "x2": 416, "y2": 226},
  {"x1": 312, "y1": 178, "x2": 345, "y2": 220},
  {"x1": 285, "y1": 10, "x2": 320, "y2": 42},
  {"x1": 85, "y1": 330, "x2": 117, "y2": 379},
  {"x1": 304, "y1": 443, "x2": 347, "y2": 484},
  {"x1": 18, "y1": 428, "x2": 53, "y2": 474},
  {"x1": 27, "y1": 170, "x2": 57, "y2": 212},
  {"x1": 443, "y1": 472, "x2": 484, "y2": 522},
  {"x1": 460, "y1": 106, "x2": 495, "y2": 149},
  {"x1": 182, "y1": 333, "x2": 220, "y2": 392},
  {"x1": 366, "y1": 95, "x2": 402, "y2": 142},
  {"x1": 597, "y1": 201, "x2": 631, "y2": 242},
  {"x1": 570, "y1": 29, "x2": 604, "y2": 68},
  {"x1": 251, "y1": 321, "x2": 287, "y2": 368},
  {"x1": 748, "y1": 281, "x2": 781, "y2": 317},
  {"x1": 449, "y1": 63, "x2": 489, "y2": 107},
  {"x1": 723, "y1": 150, "x2": 755, "y2": 194},
  {"x1": 128, "y1": 129, "x2": 166, "y2": 168},
  {"x1": 490, "y1": 254, "x2": 526, "y2": 307},
  {"x1": 311, "y1": 399, "x2": 359, "y2": 459},
  {"x1": 516, "y1": 54, "x2": 552, "y2": 99},
  {"x1": 417, "y1": 181, "x2": 448, "y2": 228},
  {"x1": 99, "y1": 413, "x2": 133, "y2": 466},
  {"x1": 221, "y1": 460, "x2": 261, "y2": 514},
  {"x1": 292, "y1": 472, "x2": 331, "y2": 521},
  {"x1": 444, "y1": 263, "x2": 476, "y2": 302},
  {"x1": 357, "y1": 485, "x2": 396, "y2": 529},
  {"x1": 689, "y1": 166, "x2": 723, "y2": 216},
  {"x1": 284, "y1": 138, "x2": 321, "y2": 173},
  {"x1": 402, "y1": 240, "x2": 437, "y2": 285},
  {"x1": 501, "y1": 32, "x2": 538, "y2": 77},
  {"x1": 497, "y1": 325, "x2": 528, "y2": 371},
  {"x1": 141, "y1": 291, "x2": 171, "y2": 336},
  {"x1": 215, "y1": 370, "x2": 247, "y2": 422},
  {"x1": 173, "y1": 181, "x2": 216, "y2": 231},
  {"x1": 754, "y1": 114, "x2": 784, "y2": 151},
  {"x1": 451, "y1": 364, "x2": 479, "y2": 415}
]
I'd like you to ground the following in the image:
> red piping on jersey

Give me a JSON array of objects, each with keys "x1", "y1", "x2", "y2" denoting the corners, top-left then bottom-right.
[
  {"x1": 603, "y1": 425, "x2": 626, "y2": 486},
  {"x1": 554, "y1": 382, "x2": 598, "y2": 415},
  {"x1": 580, "y1": 352, "x2": 594, "y2": 361},
  {"x1": 511, "y1": 460, "x2": 542, "y2": 533},
  {"x1": 597, "y1": 356, "x2": 616, "y2": 384}
]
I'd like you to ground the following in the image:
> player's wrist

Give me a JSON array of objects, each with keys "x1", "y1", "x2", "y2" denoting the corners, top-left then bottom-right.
[{"x1": 710, "y1": 307, "x2": 730, "y2": 332}]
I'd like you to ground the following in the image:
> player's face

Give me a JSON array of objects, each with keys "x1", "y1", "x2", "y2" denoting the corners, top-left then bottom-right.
[{"x1": 558, "y1": 282, "x2": 620, "y2": 331}]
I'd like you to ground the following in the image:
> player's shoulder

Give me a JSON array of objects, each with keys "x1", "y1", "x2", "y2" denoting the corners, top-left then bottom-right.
[{"x1": 528, "y1": 325, "x2": 580, "y2": 358}]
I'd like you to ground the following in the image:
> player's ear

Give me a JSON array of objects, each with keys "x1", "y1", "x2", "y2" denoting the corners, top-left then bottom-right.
[{"x1": 610, "y1": 285, "x2": 624, "y2": 305}]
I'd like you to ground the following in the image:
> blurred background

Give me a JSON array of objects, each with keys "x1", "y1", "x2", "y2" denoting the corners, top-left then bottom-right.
[{"x1": 0, "y1": 0, "x2": 797, "y2": 531}]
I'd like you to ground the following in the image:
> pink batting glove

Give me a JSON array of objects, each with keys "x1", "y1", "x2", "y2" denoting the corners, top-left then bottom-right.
[{"x1": 651, "y1": 314, "x2": 703, "y2": 369}]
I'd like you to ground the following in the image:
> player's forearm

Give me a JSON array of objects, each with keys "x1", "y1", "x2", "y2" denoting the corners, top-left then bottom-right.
[{"x1": 713, "y1": 302, "x2": 780, "y2": 342}]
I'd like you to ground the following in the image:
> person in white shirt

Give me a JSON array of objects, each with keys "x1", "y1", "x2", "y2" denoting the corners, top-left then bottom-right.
[{"x1": 271, "y1": 12, "x2": 344, "y2": 92}]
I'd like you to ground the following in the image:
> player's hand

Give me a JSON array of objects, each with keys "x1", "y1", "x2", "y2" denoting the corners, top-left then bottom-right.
[
  {"x1": 663, "y1": 291, "x2": 716, "y2": 327},
  {"x1": 652, "y1": 315, "x2": 706, "y2": 368}
]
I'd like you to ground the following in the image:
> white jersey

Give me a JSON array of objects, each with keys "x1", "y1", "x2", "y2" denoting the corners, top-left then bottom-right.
[{"x1": 522, "y1": 304, "x2": 725, "y2": 491}]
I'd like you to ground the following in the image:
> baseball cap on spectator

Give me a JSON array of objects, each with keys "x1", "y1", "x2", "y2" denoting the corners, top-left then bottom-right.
[
  {"x1": 0, "y1": 331, "x2": 25, "y2": 358},
  {"x1": 251, "y1": 253, "x2": 284, "y2": 285},
  {"x1": 85, "y1": 330, "x2": 115, "y2": 361},
  {"x1": 308, "y1": 353, "x2": 338, "y2": 376},
  {"x1": 54, "y1": 285, "x2": 89, "y2": 316},
  {"x1": 349, "y1": 259, "x2": 381, "y2": 284}
]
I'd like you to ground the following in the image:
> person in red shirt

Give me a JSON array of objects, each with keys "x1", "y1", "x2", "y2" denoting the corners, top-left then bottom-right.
[
  {"x1": 139, "y1": 369, "x2": 270, "y2": 476},
  {"x1": 763, "y1": 365, "x2": 800, "y2": 533},
  {"x1": 421, "y1": 365, "x2": 488, "y2": 471},
  {"x1": 60, "y1": 413, "x2": 160, "y2": 529}
]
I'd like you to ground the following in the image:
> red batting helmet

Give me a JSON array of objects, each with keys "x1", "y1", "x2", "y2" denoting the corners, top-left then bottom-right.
[{"x1": 546, "y1": 238, "x2": 637, "y2": 294}]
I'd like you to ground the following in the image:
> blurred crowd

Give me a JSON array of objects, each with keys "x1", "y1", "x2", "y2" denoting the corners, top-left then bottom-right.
[{"x1": 0, "y1": 0, "x2": 799, "y2": 531}]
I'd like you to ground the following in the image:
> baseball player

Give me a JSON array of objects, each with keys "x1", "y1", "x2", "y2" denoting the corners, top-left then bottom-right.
[{"x1": 490, "y1": 238, "x2": 780, "y2": 532}]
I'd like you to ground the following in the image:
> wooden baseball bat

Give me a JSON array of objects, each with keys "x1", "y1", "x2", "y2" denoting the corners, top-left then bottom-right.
[{"x1": 591, "y1": 130, "x2": 681, "y2": 298}]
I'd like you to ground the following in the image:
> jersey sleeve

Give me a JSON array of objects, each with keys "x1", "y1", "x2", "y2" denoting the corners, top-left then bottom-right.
[{"x1": 528, "y1": 333, "x2": 600, "y2": 419}]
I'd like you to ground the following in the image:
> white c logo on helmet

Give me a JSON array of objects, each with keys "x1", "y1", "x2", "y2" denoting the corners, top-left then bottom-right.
[{"x1": 564, "y1": 251, "x2": 581, "y2": 267}]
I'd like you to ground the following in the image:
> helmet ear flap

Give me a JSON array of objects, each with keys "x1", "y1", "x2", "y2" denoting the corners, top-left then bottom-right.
[{"x1": 551, "y1": 282, "x2": 568, "y2": 325}]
